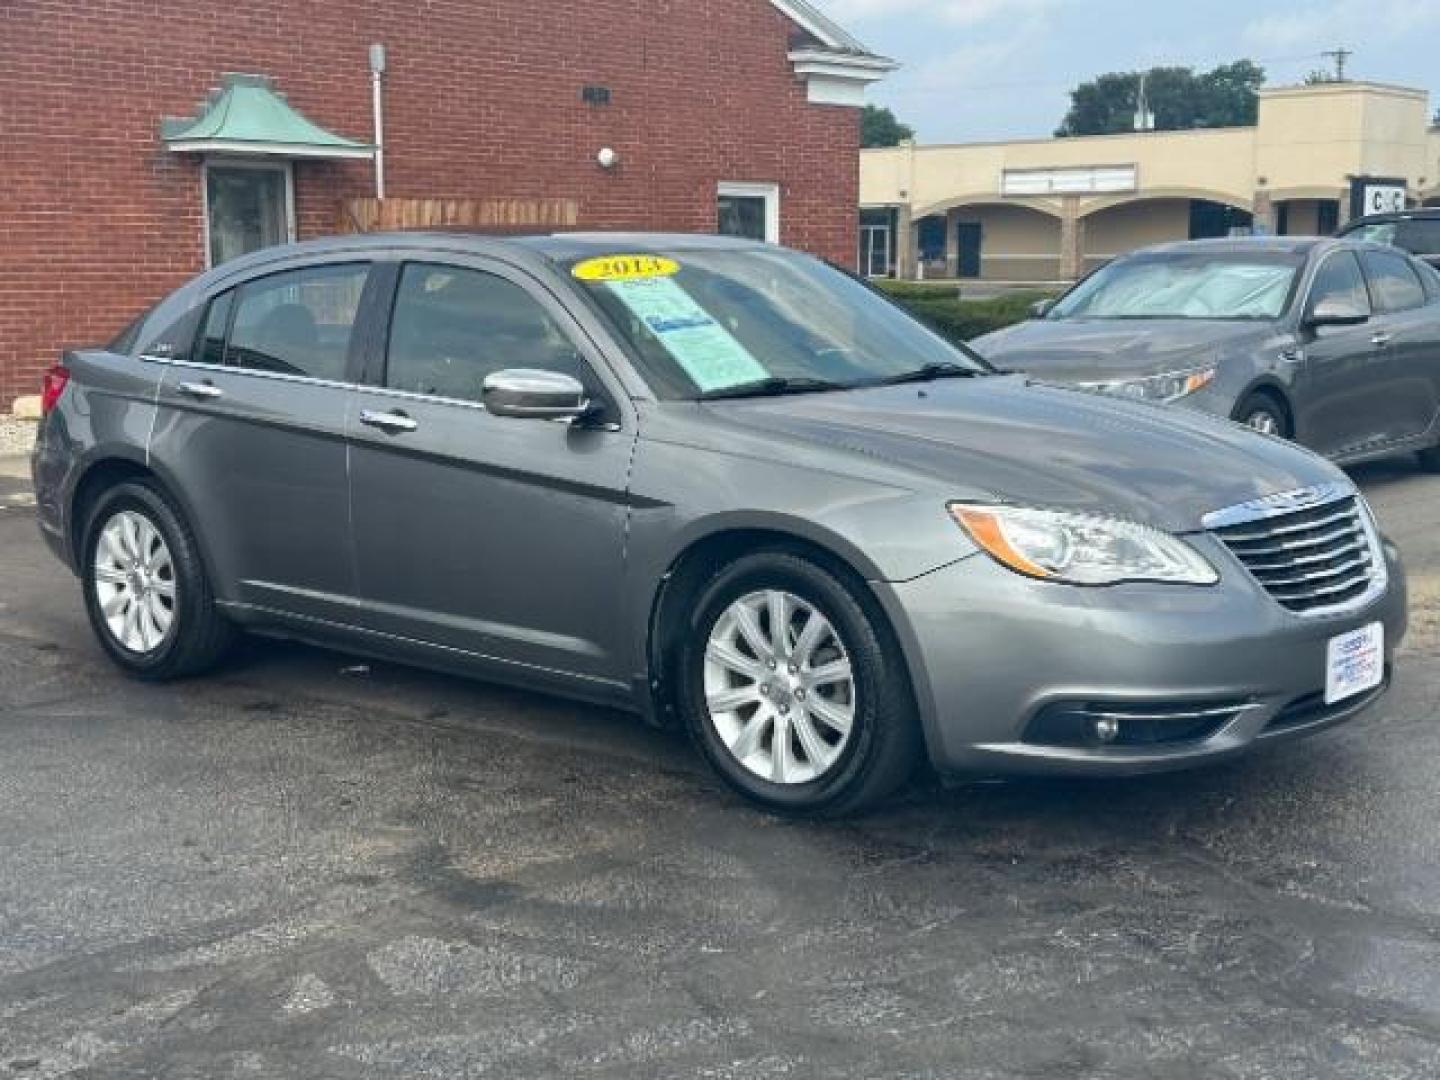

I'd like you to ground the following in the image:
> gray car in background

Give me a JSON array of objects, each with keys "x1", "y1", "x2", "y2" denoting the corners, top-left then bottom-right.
[
  {"x1": 973, "y1": 238, "x2": 1440, "y2": 467},
  {"x1": 32, "y1": 233, "x2": 1405, "y2": 814}
]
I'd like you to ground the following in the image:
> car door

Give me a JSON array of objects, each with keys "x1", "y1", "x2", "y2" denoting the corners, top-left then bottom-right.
[
  {"x1": 1357, "y1": 248, "x2": 1440, "y2": 446},
  {"x1": 346, "y1": 256, "x2": 637, "y2": 689},
  {"x1": 148, "y1": 259, "x2": 376, "y2": 622},
  {"x1": 1293, "y1": 250, "x2": 1390, "y2": 457}
]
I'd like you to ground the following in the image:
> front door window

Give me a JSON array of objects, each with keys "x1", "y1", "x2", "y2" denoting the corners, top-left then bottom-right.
[{"x1": 206, "y1": 163, "x2": 292, "y2": 266}]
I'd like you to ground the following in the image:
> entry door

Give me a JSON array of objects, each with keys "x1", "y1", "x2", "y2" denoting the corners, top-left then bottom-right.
[
  {"x1": 860, "y1": 224, "x2": 890, "y2": 276},
  {"x1": 205, "y1": 161, "x2": 294, "y2": 267},
  {"x1": 957, "y1": 222, "x2": 982, "y2": 278},
  {"x1": 149, "y1": 261, "x2": 373, "y2": 621},
  {"x1": 347, "y1": 259, "x2": 637, "y2": 686}
]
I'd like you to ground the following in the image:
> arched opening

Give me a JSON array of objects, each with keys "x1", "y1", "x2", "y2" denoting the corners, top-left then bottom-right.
[
  {"x1": 918, "y1": 202, "x2": 1064, "y2": 281},
  {"x1": 1080, "y1": 197, "x2": 1252, "y2": 276},
  {"x1": 1275, "y1": 198, "x2": 1340, "y2": 236}
]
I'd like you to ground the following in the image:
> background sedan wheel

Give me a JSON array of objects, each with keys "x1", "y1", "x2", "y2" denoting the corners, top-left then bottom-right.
[
  {"x1": 1233, "y1": 391, "x2": 1291, "y2": 440},
  {"x1": 94, "y1": 510, "x2": 177, "y2": 654},
  {"x1": 81, "y1": 481, "x2": 234, "y2": 681},
  {"x1": 680, "y1": 550, "x2": 921, "y2": 816}
]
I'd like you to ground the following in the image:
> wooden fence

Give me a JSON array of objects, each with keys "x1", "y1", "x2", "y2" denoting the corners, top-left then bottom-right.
[{"x1": 338, "y1": 197, "x2": 580, "y2": 234}]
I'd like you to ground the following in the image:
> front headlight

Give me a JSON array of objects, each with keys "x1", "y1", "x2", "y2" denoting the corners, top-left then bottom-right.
[
  {"x1": 1083, "y1": 366, "x2": 1216, "y2": 404},
  {"x1": 950, "y1": 503, "x2": 1219, "y2": 585}
]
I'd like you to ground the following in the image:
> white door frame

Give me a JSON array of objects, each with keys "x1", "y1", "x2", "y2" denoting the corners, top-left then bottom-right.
[
  {"x1": 201, "y1": 157, "x2": 297, "y2": 268},
  {"x1": 718, "y1": 181, "x2": 781, "y2": 244}
]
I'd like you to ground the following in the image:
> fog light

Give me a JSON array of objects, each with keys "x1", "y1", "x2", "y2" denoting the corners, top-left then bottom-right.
[{"x1": 1093, "y1": 717, "x2": 1120, "y2": 743}]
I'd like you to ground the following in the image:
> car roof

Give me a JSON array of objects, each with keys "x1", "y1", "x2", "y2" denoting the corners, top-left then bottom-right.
[
  {"x1": 1342, "y1": 207, "x2": 1440, "y2": 227},
  {"x1": 1130, "y1": 236, "x2": 1408, "y2": 260},
  {"x1": 210, "y1": 230, "x2": 769, "y2": 271}
]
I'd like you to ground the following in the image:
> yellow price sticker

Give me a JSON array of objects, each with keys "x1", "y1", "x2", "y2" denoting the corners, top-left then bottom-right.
[{"x1": 571, "y1": 254, "x2": 680, "y2": 282}]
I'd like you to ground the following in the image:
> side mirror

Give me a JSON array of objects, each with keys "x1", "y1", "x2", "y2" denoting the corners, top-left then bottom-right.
[
  {"x1": 1029, "y1": 298, "x2": 1056, "y2": 319},
  {"x1": 482, "y1": 369, "x2": 594, "y2": 422},
  {"x1": 1305, "y1": 298, "x2": 1369, "y2": 328}
]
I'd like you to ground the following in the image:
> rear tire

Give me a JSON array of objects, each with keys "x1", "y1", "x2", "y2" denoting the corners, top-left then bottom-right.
[
  {"x1": 1233, "y1": 390, "x2": 1291, "y2": 439},
  {"x1": 80, "y1": 481, "x2": 233, "y2": 681},
  {"x1": 677, "y1": 550, "x2": 921, "y2": 817}
]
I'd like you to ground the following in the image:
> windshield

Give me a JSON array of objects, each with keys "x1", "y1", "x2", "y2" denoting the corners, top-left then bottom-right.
[
  {"x1": 567, "y1": 247, "x2": 988, "y2": 399},
  {"x1": 1048, "y1": 252, "x2": 1302, "y2": 322}
]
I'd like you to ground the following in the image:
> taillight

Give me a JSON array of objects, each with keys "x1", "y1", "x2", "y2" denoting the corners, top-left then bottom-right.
[{"x1": 40, "y1": 365, "x2": 70, "y2": 415}]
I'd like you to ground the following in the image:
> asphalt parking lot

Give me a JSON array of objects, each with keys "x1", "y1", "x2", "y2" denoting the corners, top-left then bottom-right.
[{"x1": 1, "y1": 450, "x2": 1439, "y2": 1079}]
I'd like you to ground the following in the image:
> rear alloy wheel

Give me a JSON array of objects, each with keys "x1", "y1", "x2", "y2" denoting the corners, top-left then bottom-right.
[
  {"x1": 81, "y1": 481, "x2": 234, "y2": 681},
  {"x1": 1234, "y1": 392, "x2": 1290, "y2": 439},
  {"x1": 679, "y1": 551, "x2": 921, "y2": 816}
]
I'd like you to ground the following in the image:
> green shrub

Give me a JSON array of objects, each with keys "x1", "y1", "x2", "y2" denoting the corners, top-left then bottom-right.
[{"x1": 872, "y1": 281, "x2": 1058, "y2": 344}]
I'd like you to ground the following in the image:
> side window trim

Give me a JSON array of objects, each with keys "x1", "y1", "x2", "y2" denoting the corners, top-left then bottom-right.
[{"x1": 369, "y1": 256, "x2": 622, "y2": 420}]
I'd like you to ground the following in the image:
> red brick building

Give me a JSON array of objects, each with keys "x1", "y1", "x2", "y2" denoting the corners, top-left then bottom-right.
[{"x1": 0, "y1": 0, "x2": 892, "y2": 404}]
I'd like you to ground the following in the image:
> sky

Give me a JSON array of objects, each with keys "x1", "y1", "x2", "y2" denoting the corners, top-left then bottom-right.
[{"x1": 821, "y1": 0, "x2": 1440, "y2": 143}]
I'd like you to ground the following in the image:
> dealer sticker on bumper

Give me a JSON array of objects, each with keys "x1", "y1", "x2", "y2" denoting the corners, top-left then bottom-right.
[{"x1": 1325, "y1": 622, "x2": 1384, "y2": 705}]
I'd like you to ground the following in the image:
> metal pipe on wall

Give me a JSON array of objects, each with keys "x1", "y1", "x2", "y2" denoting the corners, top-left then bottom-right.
[{"x1": 369, "y1": 43, "x2": 387, "y2": 200}]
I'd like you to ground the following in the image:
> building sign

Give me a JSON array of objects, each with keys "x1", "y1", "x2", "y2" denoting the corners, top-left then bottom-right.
[
  {"x1": 1349, "y1": 176, "x2": 1408, "y2": 220},
  {"x1": 1001, "y1": 165, "x2": 1137, "y2": 197}
]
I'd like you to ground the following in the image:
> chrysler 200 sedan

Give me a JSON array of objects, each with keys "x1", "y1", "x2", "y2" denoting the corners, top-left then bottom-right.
[
  {"x1": 973, "y1": 238, "x2": 1440, "y2": 467},
  {"x1": 32, "y1": 233, "x2": 1406, "y2": 814}
]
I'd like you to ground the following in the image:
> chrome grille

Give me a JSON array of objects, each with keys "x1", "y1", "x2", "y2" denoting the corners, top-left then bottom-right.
[{"x1": 1211, "y1": 494, "x2": 1380, "y2": 614}]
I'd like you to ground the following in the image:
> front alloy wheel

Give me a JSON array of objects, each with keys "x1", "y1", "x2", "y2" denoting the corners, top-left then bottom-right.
[
  {"x1": 704, "y1": 589, "x2": 856, "y2": 785},
  {"x1": 679, "y1": 551, "x2": 921, "y2": 816}
]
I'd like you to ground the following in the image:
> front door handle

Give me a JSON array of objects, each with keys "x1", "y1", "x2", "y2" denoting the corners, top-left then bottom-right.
[
  {"x1": 359, "y1": 408, "x2": 419, "y2": 433},
  {"x1": 177, "y1": 380, "x2": 223, "y2": 400},
  {"x1": 1371, "y1": 332, "x2": 1393, "y2": 348}
]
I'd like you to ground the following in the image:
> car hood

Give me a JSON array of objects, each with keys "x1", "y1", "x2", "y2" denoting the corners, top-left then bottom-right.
[
  {"x1": 972, "y1": 318, "x2": 1275, "y2": 382},
  {"x1": 710, "y1": 376, "x2": 1343, "y2": 533}
]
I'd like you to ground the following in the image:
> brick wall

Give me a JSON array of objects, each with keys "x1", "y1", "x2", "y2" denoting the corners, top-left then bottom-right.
[{"x1": 0, "y1": 0, "x2": 861, "y2": 403}]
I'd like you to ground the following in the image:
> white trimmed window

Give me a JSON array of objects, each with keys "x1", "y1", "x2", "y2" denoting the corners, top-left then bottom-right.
[{"x1": 717, "y1": 182, "x2": 781, "y2": 244}]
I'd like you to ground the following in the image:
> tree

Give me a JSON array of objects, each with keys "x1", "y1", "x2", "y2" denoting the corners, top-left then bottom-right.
[
  {"x1": 1056, "y1": 61, "x2": 1264, "y2": 137},
  {"x1": 862, "y1": 105, "x2": 914, "y2": 148}
]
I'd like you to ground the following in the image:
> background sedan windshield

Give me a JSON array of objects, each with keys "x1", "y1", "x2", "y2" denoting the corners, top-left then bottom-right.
[
  {"x1": 571, "y1": 248, "x2": 985, "y2": 398},
  {"x1": 1050, "y1": 252, "x2": 1302, "y2": 322}
]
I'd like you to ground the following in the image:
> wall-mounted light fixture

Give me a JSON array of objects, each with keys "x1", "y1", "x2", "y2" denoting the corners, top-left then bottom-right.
[{"x1": 597, "y1": 147, "x2": 619, "y2": 170}]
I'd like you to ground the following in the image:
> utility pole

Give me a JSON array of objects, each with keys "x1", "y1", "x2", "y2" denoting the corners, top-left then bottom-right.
[
  {"x1": 1133, "y1": 71, "x2": 1155, "y2": 131},
  {"x1": 1321, "y1": 47, "x2": 1352, "y2": 82}
]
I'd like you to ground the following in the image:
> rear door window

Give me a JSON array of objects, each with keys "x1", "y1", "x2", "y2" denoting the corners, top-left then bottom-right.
[
  {"x1": 226, "y1": 263, "x2": 370, "y2": 380},
  {"x1": 1361, "y1": 250, "x2": 1427, "y2": 313},
  {"x1": 1394, "y1": 218, "x2": 1440, "y2": 256}
]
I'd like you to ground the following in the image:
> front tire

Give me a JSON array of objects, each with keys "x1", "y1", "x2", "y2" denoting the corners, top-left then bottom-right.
[
  {"x1": 1233, "y1": 390, "x2": 1291, "y2": 439},
  {"x1": 677, "y1": 551, "x2": 921, "y2": 816},
  {"x1": 81, "y1": 481, "x2": 233, "y2": 681}
]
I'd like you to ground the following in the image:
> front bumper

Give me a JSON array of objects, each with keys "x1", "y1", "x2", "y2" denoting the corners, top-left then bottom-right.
[{"x1": 878, "y1": 533, "x2": 1407, "y2": 776}]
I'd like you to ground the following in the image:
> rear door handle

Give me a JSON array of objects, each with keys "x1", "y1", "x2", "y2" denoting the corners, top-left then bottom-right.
[
  {"x1": 177, "y1": 380, "x2": 223, "y2": 400},
  {"x1": 359, "y1": 408, "x2": 419, "y2": 433},
  {"x1": 1371, "y1": 333, "x2": 1393, "y2": 348}
]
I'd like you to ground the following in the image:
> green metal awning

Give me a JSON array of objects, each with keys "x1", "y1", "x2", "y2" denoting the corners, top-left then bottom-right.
[{"x1": 162, "y1": 73, "x2": 373, "y2": 159}]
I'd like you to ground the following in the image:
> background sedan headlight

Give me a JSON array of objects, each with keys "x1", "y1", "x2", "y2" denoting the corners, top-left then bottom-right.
[
  {"x1": 1083, "y1": 366, "x2": 1215, "y2": 404},
  {"x1": 950, "y1": 503, "x2": 1219, "y2": 585}
]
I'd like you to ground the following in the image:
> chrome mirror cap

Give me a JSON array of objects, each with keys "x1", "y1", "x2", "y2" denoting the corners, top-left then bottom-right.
[{"x1": 482, "y1": 369, "x2": 592, "y2": 421}]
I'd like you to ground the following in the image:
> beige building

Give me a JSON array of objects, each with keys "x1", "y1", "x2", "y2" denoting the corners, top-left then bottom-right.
[{"x1": 860, "y1": 81, "x2": 1440, "y2": 281}]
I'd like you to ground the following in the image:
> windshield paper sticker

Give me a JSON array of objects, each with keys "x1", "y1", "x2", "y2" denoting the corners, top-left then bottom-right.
[
  {"x1": 604, "y1": 277, "x2": 768, "y2": 392},
  {"x1": 572, "y1": 254, "x2": 680, "y2": 282}
]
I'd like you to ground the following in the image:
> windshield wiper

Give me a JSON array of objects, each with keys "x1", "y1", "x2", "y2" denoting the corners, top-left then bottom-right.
[
  {"x1": 873, "y1": 362, "x2": 988, "y2": 386},
  {"x1": 696, "y1": 376, "x2": 847, "y2": 401}
]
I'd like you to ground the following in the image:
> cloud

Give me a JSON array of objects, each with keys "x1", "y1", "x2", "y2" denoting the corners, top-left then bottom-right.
[
  {"x1": 1243, "y1": 0, "x2": 1440, "y2": 53},
  {"x1": 824, "y1": 0, "x2": 1058, "y2": 27}
]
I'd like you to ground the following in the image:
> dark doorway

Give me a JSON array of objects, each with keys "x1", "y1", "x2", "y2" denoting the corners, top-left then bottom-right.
[
  {"x1": 957, "y1": 221, "x2": 983, "y2": 278},
  {"x1": 1189, "y1": 199, "x2": 1253, "y2": 239}
]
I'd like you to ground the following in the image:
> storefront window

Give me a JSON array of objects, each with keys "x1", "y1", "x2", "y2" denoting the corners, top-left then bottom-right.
[{"x1": 205, "y1": 162, "x2": 293, "y2": 266}]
